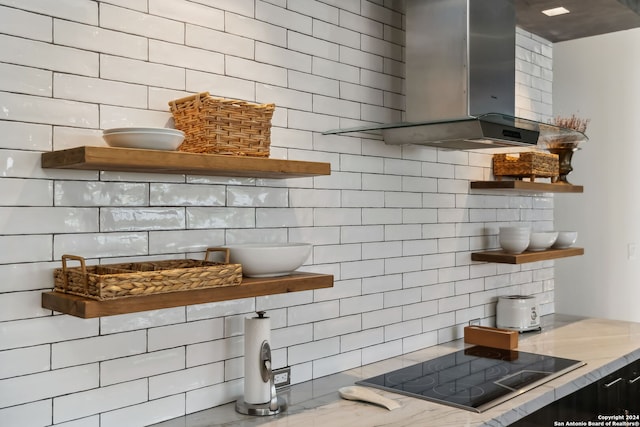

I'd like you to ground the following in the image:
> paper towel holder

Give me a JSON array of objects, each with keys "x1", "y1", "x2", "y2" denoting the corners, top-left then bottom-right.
[{"x1": 236, "y1": 311, "x2": 287, "y2": 416}]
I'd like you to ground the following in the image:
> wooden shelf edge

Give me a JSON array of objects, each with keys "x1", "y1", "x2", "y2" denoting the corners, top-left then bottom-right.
[
  {"x1": 470, "y1": 181, "x2": 583, "y2": 193},
  {"x1": 41, "y1": 146, "x2": 331, "y2": 179},
  {"x1": 42, "y1": 272, "x2": 334, "y2": 318},
  {"x1": 471, "y1": 247, "x2": 584, "y2": 264}
]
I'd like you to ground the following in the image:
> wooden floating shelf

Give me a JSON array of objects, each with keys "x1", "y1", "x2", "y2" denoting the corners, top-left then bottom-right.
[
  {"x1": 471, "y1": 247, "x2": 584, "y2": 264},
  {"x1": 42, "y1": 272, "x2": 334, "y2": 318},
  {"x1": 41, "y1": 146, "x2": 331, "y2": 179},
  {"x1": 470, "y1": 181, "x2": 583, "y2": 193}
]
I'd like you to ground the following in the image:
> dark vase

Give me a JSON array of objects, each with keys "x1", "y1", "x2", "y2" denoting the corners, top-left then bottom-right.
[{"x1": 548, "y1": 146, "x2": 579, "y2": 184}]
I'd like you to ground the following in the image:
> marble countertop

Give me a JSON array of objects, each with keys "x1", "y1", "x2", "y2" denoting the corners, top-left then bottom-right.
[{"x1": 153, "y1": 315, "x2": 640, "y2": 427}]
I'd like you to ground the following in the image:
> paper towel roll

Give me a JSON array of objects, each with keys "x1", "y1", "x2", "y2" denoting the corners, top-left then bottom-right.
[{"x1": 243, "y1": 314, "x2": 272, "y2": 404}]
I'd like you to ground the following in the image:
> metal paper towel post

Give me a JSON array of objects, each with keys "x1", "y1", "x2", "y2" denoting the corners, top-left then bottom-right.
[{"x1": 235, "y1": 311, "x2": 287, "y2": 416}]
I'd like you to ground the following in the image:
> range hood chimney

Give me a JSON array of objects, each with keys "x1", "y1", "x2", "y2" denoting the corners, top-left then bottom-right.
[
  {"x1": 324, "y1": 0, "x2": 587, "y2": 149},
  {"x1": 397, "y1": 0, "x2": 541, "y2": 149},
  {"x1": 324, "y1": 0, "x2": 587, "y2": 150}
]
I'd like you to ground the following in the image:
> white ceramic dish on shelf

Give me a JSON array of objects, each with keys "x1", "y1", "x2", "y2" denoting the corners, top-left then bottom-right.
[
  {"x1": 224, "y1": 243, "x2": 312, "y2": 277},
  {"x1": 553, "y1": 231, "x2": 578, "y2": 248},
  {"x1": 527, "y1": 231, "x2": 559, "y2": 251},
  {"x1": 498, "y1": 227, "x2": 530, "y2": 254},
  {"x1": 102, "y1": 127, "x2": 184, "y2": 150}
]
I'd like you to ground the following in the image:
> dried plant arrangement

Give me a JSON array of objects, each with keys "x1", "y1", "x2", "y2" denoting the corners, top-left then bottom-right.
[
  {"x1": 541, "y1": 113, "x2": 590, "y2": 148},
  {"x1": 552, "y1": 114, "x2": 590, "y2": 133}
]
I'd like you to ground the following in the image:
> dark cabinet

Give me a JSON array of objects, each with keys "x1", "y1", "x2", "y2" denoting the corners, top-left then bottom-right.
[{"x1": 511, "y1": 357, "x2": 640, "y2": 426}]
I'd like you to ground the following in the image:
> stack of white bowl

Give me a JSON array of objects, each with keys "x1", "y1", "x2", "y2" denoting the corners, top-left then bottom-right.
[{"x1": 499, "y1": 227, "x2": 530, "y2": 254}]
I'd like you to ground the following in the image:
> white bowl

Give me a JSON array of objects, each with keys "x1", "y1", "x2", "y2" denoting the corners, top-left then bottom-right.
[
  {"x1": 499, "y1": 235, "x2": 530, "y2": 254},
  {"x1": 103, "y1": 127, "x2": 184, "y2": 150},
  {"x1": 553, "y1": 231, "x2": 578, "y2": 248},
  {"x1": 225, "y1": 243, "x2": 312, "y2": 278},
  {"x1": 527, "y1": 231, "x2": 559, "y2": 251},
  {"x1": 499, "y1": 226, "x2": 530, "y2": 236}
]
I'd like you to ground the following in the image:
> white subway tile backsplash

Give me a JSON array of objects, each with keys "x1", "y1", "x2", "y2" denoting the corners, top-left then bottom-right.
[
  {"x1": 313, "y1": 94, "x2": 360, "y2": 119},
  {"x1": 311, "y1": 57, "x2": 360, "y2": 84},
  {"x1": 54, "y1": 20, "x2": 147, "y2": 60},
  {"x1": 288, "y1": 337, "x2": 339, "y2": 365},
  {"x1": 51, "y1": 331, "x2": 146, "y2": 369},
  {"x1": 101, "y1": 55, "x2": 185, "y2": 91},
  {"x1": 226, "y1": 56, "x2": 288, "y2": 87},
  {"x1": 0, "y1": 291, "x2": 51, "y2": 321},
  {"x1": 0, "y1": 0, "x2": 555, "y2": 419},
  {"x1": 314, "y1": 20, "x2": 360, "y2": 48},
  {"x1": 100, "y1": 207, "x2": 185, "y2": 231},
  {"x1": 55, "y1": 181, "x2": 148, "y2": 207},
  {"x1": 53, "y1": 379, "x2": 147, "y2": 424},
  {"x1": 0, "y1": 207, "x2": 97, "y2": 234},
  {"x1": 185, "y1": 378, "x2": 242, "y2": 414},
  {"x1": 0, "y1": 315, "x2": 98, "y2": 351},
  {"x1": 187, "y1": 207, "x2": 255, "y2": 229},
  {"x1": 186, "y1": 25, "x2": 254, "y2": 60},
  {"x1": 0, "y1": 0, "x2": 98, "y2": 24},
  {"x1": 341, "y1": 327, "x2": 383, "y2": 352},
  {"x1": 288, "y1": 70, "x2": 339, "y2": 97},
  {"x1": 314, "y1": 314, "x2": 361, "y2": 340},
  {"x1": 384, "y1": 319, "x2": 421, "y2": 341},
  {"x1": 53, "y1": 126, "x2": 104, "y2": 150},
  {"x1": 403, "y1": 300, "x2": 438, "y2": 321},
  {"x1": 150, "y1": 183, "x2": 225, "y2": 206},
  {"x1": 149, "y1": 229, "x2": 224, "y2": 255},
  {"x1": 186, "y1": 336, "x2": 244, "y2": 367},
  {"x1": 288, "y1": 300, "x2": 339, "y2": 326},
  {"x1": 0, "y1": 345, "x2": 50, "y2": 379},
  {"x1": 313, "y1": 349, "x2": 361, "y2": 378},
  {"x1": 0, "y1": 121, "x2": 51, "y2": 151},
  {"x1": 54, "y1": 74, "x2": 147, "y2": 108},
  {"x1": 149, "y1": 40, "x2": 224, "y2": 74},
  {"x1": 100, "y1": 394, "x2": 185, "y2": 427},
  {"x1": 100, "y1": 3, "x2": 184, "y2": 43},
  {"x1": 339, "y1": 10, "x2": 383, "y2": 38},
  {"x1": 0, "y1": 63, "x2": 51, "y2": 97},
  {"x1": 0, "y1": 364, "x2": 98, "y2": 408},
  {"x1": 256, "y1": 1, "x2": 311, "y2": 34},
  {"x1": 227, "y1": 186, "x2": 288, "y2": 207},
  {"x1": 149, "y1": 362, "x2": 224, "y2": 400},
  {"x1": 0, "y1": 235, "x2": 52, "y2": 264},
  {"x1": 0, "y1": 178, "x2": 52, "y2": 206},
  {"x1": 0, "y1": 400, "x2": 52, "y2": 427},
  {"x1": 362, "y1": 340, "x2": 402, "y2": 365},
  {"x1": 226, "y1": 13, "x2": 286, "y2": 48},
  {"x1": 0, "y1": 92, "x2": 99, "y2": 128},
  {"x1": 271, "y1": 324, "x2": 313, "y2": 349},
  {"x1": 0, "y1": 34, "x2": 98, "y2": 76},
  {"x1": 150, "y1": 0, "x2": 224, "y2": 30},
  {"x1": 148, "y1": 318, "x2": 224, "y2": 351},
  {"x1": 53, "y1": 232, "x2": 148, "y2": 259},
  {"x1": 101, "y1": 348, "x2": 185, "y2": 386}
]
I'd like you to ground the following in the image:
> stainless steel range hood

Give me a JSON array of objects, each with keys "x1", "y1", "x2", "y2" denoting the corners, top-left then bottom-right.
[{"x1": 324, "y1": 0, "x2": 586, "y2": 149}]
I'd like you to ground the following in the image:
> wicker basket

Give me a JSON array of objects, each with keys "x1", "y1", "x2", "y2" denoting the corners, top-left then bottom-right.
[
  {"x1": 168, "y1": 92, "x2": 275, "y2": 157},
  {"x1": 493, "y1": 151, "x2": 559, "y2": 182},
  {"x1": 54, "y1": 248, "x2": 242, "y2": 300}
]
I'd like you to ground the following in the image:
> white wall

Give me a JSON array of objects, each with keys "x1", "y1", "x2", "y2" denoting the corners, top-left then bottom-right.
[
  {"x1": 0, "y1": 1, "x2": 555, "y2": 426},
  {"x1": 554, "y1": 28, "x2": 640, "y2": 322}
]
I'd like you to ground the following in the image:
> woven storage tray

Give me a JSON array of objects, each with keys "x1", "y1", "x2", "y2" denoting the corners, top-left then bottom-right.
[
  {"x1": 54, "y1": 248, "x2": 242, "y2": 300},
  {"x1": 493, "y1": 151, "x2": 559, "y2": 181},
  {"x1": 168, "y1": 91, "x2": 275, "y2": 157}
]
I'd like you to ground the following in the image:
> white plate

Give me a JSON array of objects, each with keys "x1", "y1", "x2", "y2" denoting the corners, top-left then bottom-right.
[
  {"x1": 103, "y1": 129, "x2": 184, "y2": 150},
  {"x1": 103, "y1": 127, "x2": 184, "y2": 135}
]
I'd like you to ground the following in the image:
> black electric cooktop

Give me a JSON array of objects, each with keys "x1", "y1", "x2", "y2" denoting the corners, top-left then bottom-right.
[{"x1": 357, "y1": 346, "x2": 585, "y2": 413}]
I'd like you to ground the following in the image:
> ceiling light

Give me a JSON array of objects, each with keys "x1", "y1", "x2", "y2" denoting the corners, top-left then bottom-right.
[{"x1": 542, "y1": 6, "x2": 570, "y2": 16}]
